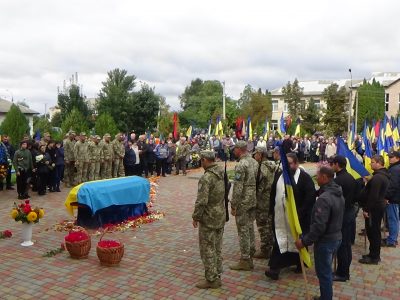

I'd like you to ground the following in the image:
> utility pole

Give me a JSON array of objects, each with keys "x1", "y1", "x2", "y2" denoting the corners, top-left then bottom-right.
[
  {"x1": 222, "y1": 81, "x2": 226, "y2": 120},
  {"x1": 347, "y1": 69, "x2": 352, "y2": 134}
]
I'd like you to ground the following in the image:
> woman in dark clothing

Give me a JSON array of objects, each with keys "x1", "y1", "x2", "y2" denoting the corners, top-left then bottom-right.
[
  {"x1": 54, "y1": 141, "x2": 64, "y2": 192},
  {"x1": 46, "y1": 140, "x2": 57, "y2": 192},
  {"x1": 30, "y1": 142, "x2": 40, "y2": 192},
  {"x1": 124, "y1": 141, "x2": 137, "y2": 176},
  {"x1": 146, "y1": 139, "x2": 156, "y2": 176},
  {"x1": 35, "y1": 145, "x2": 51, "y2": 196},
  {"x1": 154, "y1": 139, "x2": 169, "y2": 177}
]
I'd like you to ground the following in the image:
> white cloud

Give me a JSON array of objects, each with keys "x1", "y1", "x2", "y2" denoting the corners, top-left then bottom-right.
[{"x1": 0, "y1": 0, "x2": 399, "y2": 113}]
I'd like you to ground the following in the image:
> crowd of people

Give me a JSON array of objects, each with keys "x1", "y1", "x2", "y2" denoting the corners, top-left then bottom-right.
[{"x1": 192, "y1": 140, "x2": 399, "y2": 300}]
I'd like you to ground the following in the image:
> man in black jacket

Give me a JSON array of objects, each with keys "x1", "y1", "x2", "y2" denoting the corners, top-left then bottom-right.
[
  {"x1": 295, "y1": 166, "x2": 344, "y2": 300},
  {"x1": 383, "y1": 151, "x2": 400, "y2": 247},
  {"x1": 359, "y1": 155, "x2": 390, "y2": 264},
  {"x1": 331, "y1": 155, "x2": 356, "y2": 282}
]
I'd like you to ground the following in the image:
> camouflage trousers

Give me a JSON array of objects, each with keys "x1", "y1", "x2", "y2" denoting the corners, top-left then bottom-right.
[
  {"x1": 199, "y1": 224, "x2": 224, "y2": 282},
  {"x1": 235, "y1": 209, "x2": 256, "y2": 259},
  {"x1": 64, "y1": 161, "x2": 75, "y2": 186},
  {"x1": 101, "y1": 160, "x2": 112, "y2": 179},
  {"x1": 75, "y1": 161, "x2": 88, "y2": 184},
  {"x1": 112, "y1": 158, "x2": 125, "y2": 178},
  {"x1": 88, "y1": 161, "x2": 101, "y2": 182},
  {"x1": 255, "y1": 208, "x2": 274, "y2": 255}
]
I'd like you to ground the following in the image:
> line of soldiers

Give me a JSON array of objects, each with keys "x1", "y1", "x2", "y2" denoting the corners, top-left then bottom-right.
[
  {"x1": 63, "y1": 131, "x2": 125, "y2": 187},
  {"x1": 192, "y1": 141, "x2": 278, "y2": 289}
]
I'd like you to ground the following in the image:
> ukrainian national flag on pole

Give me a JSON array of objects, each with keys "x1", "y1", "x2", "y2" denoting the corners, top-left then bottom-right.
[
  {"x1": 247, "y1": 116, "x2": 252, "y2": 140},
  {"x1": 337, "y1": 137, "x2": 370, "y2": 179},
  {"x1": 263, "y1": 117, "x2": 270, "y2": 140},
  {"x1": 294, "y1": 118, "x2": 301, "y2": 137},
  {"x1": 279, "y1": 144, "x2": 312, "y2": 268},
  {"x1": 218, "y1": 117, "x2": 224, "y2": 137},
  {"x1": 362, "y1": 123, "x2": 373, "y2": 175},
  {"x1": 279, "y1": 112, "x2": 286, "y2": 134},
  {"x1": 347, "y1": 121, "x2": 355, "y2": 150},
  {"x1": 207, "y1": 119, "x2": 212, "y2": 137},
  {"x1": 186, "y1": 125, "x2": 192, "y2": 140},
  {"x1": 214, "y1": 116, "x2": 220, "y2": 136}
]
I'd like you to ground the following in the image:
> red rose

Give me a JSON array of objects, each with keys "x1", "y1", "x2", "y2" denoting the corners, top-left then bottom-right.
[
  {"x1": 25, "y1": 200, "x2": 30, "y2": 204},
  {"x1": 3, "y1": 230, "x2": 12, "y2": 238},
  {"x1": 23, "y1": 205, "x2": 32, "y2": 214}
]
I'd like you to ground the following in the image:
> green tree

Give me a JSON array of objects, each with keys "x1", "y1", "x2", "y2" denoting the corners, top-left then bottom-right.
[
  {"x1": 94, "y1": 113, "x2": 119, "y2": 137},
  {"x1": 129, "y1": 83, "x2": 160, "y2": 133},
  {"x1": 321, "y1": 84, "x2": 348, "y2": 135},
  {"x1": 300, "y1": 98, "x2": 321, "y2": 135},
  {"x1": 239, "y1": 86, "x2": 272, "y2": 135},
  {"x1": 33, "y1": 115, "x2": 52, "y2": 136},
  {"x1": 58, "y1": 84, "x2": 90, "y2": 121},
  {"x1": 61, "y1": 108, "x2": 89, "y2": 134},
  {"x1": 50, "y1": 112, "x2": 62, "y2": 128},
  {"x1": 0, "y1": 104, "x2": 30, "y2": 147},
  {"x1": 97, "y1": 68, "x2": 136, "y2": 131},
  {"x1": 281, "y1": 79, "x2": 304, "y2": 120},
  {"x1": 237, "y1": 84, "x2": 253, "y2": 109},
  {"x1": 356, "y1": 79, "x2": 385, "y2": 130}
]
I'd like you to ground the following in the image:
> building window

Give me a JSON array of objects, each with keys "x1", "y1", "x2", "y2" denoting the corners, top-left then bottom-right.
[
  {"x1": 314, "y1": 99, "x2": 321, "y2": 110},
  {"x1": 283, "y1": 101, "x2": 288, "y2": 112},
  {"x1": 271, "y1": 121, "x2": 278, "y2": 131},
  {"x1": 385, "y1": 93, "x2": 389, "y2": 112},
  {"x1": 272, "y1": 100, "x2": 278, "y2": 112}
]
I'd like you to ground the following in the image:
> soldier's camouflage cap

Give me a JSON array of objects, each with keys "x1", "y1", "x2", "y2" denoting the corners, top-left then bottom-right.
[
  {"x1": 253, "y1": 146, "x2": 267, "y2": 155},
  {"x1": 234, "y1": 140, "x2": 247, "y2": 149},
  {"x1": 199, "y1": 150, "x2": 215, "y2": 160},
  {"x1": 95, "y1": 135, "x2": 101, "y2": 140},
  {"x1": 104, "y1": 133, "x2": 111, "y2": 138}
]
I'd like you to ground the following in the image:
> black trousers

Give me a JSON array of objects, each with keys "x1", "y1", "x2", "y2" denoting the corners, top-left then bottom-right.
[
  {"x1": 16, "y1": 169, "x2": 29, "y2": 197},
  {"x1": 156, "y1": 158, "x2": 167, "y2": 176},
  {"x1": 365, "y1": 208, "x2": 384, "y2": 259},
  {"x1": 37, "y1": 172, "x2": 49, "y2": 195},
  {"x1": 124, "y1": 165, "x2": 135, "y2": 176},
  {"x1": 6, "y1": 166, "x2": 12, "y2": 188},
  {"x1": 268, "y1": 237, "x2": 300, "y2": 271},
  {"x1": 336, "y1": 208, "x2": 355, "y2": 278}
]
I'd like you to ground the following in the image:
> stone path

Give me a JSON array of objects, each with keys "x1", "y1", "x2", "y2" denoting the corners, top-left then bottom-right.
[{"x1": 0, "y1": 164, "x2": 399, "y2": 299}]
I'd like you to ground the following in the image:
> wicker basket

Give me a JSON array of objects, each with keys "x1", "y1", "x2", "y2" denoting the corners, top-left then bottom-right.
[
  {"x1": 96, "y1": 230, "x2": 124, "y2": 266},
  {"x1": 65, "y1": 227, "x2": 91, "y2": 259}
]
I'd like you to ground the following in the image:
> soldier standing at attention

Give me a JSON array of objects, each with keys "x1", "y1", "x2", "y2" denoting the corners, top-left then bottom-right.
[
  {"x1": 253, "y1": 146, "x2": 276, "y2": 259},
  {"x1": 229, "y1": 140, "x2": 259, "y2": 271},
  {"x1": 73, "y1": 132, "x2": 89, "y2": 184},
  {"x1": 192, "y1": 150, "x2": 226, "y2": 289},
  {"x1": 101, "y1": 133, "x2": 113, "y2": 179},
  {"x1": 112, "y1": 133, "x2": 125, "y2": 178},
  {"x1": 63, "y1": 131, "x2": 76, "y2": 187},
  {"x1": 88, "y1": 135, "x2": 103, "y2": 181}
]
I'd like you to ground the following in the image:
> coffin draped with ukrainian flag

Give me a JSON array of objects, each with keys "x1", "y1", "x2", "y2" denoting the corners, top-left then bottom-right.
[{"x1": 65, "y1": 176, "x2": 150, "y2": 228}]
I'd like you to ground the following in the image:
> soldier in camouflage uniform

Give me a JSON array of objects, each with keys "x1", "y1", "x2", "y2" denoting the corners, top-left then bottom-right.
[
  {"x1": 175, "y1": 137, "x2": 191, "y2": 175},
  {"x1": 192, "y1": 150, "x2": 226, "y2": 289},
  {"x1": 100, "y1": 133, "x2": 113, "y2": 179},
  {"x1": 88, "y1": 135, "x2": 102, "y2": 181},
  {"x1": 229, "y1": 140, "x2": 259, "y2": 271},
  {"x1": 112, "y1": 133, "x2": 125, "y2": 178},
  {"x1": 73, "y1": 132, "x2": 89, "y2": 184},
  {"x1": 253, "y1": 146, "x2": 277, "y2": 259},
  {"x1": 63, "y1": 131, "x2": 76, "y2": 187}
]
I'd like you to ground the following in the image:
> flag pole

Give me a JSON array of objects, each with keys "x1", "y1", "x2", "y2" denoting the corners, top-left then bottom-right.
[{"x1": 299, "y1": 242, "x2": 311, "y2": 300}]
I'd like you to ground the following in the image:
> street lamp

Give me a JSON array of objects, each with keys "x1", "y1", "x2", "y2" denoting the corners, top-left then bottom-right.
[
  {"x1": 222, "y1": 81, "x2": 226, "y2": 120},
  {"x1": 347, "y1": 69, "x2": 352, "y2": 134}
]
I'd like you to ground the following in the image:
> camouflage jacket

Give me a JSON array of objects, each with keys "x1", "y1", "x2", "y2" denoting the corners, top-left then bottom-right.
[
  {"x1": 192, "y1": 163, "x2": 226, "y2": 229},
  {"x1": 101, "y1": 140, "x2": 113, "y2": 160},
  {"x1": 64, "y1": 138, "x2": 76, "y2": 161},
  {"x1": 112, "y1": 139, "x2": 125, "y2": 159},
  {"x1": 256, "y1": 160, "x2": 278, "y2": 211},
  {"x1": 88, "y1": 142, "x2": 103, "y2": 161},
  {"x1": 176, "y1": 143, "x2": 191, "y2": 159},
  {"x1": 231, "y1": 154, "x2": 258, "y2": 213},
  {"x1": 73, "y1": 140, "x2": 89, "y2": 162}
]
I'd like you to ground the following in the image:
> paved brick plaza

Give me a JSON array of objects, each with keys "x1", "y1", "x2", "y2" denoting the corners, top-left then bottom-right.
[{"x1": 0, "y1": 164, "x2": 399, "y2": 300}]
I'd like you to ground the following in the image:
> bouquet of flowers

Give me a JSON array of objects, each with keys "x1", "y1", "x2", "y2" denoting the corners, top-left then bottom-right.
[
  {"x1": 0, "y1": 230, "x2": 12, "y2": 239},
  {"x1": 10, "y1": 200, "x2": 45, "y2": 224}
]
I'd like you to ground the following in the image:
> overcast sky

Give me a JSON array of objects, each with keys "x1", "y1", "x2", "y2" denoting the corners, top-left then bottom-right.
[{"x1": 1, "y1": 0, "x2": 399, "y2": 114}]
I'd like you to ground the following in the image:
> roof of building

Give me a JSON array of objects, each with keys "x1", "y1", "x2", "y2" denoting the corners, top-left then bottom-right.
[
  {"x1": 353, "y1": 72, "x2": 400, "y2": 87},
  {"x1": 271, "y1": 79, "x2": 363, "y2": 96},
  {"x1": 0, "y1": 98, "x2": 39, "y2": 114}
]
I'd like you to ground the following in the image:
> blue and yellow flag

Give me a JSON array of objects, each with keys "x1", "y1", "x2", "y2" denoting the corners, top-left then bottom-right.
[
  {"x1": 207, "y1": 119, "x2": 212, "y2": 137},
  {"x1": 247, "y1": 116, "x2": 253, "y2": 140},
  {"x1": 337, "y1": 137, "x2": 370, "y2": 179},
  {"x1": 362, "y1": 123, "x2": 373, "y2": 175},
  {"x1": 280, "y1": 112, "x2": 286, "y2": 134},
  {"x1": 263, "y1": 117, "x2": 270, "y2": 140},
  {"x1": 347, "y1": 121, "x2": 355, "y2": 150},
  {"x1": 294, "y1": 118, "x2": 301, "y2": 137},
  {"x1": 279, "y1": 144, "x2": 312, "y2": 267},
  {"x1": 186, "y1": 125, "x2": 192, "y2": 139},
  {"x1": 214, "y1": 116, "x2": 220, "y2": 136},
  {"x1": 218, "y1": 118, "x2": 224, "y2": 137}
]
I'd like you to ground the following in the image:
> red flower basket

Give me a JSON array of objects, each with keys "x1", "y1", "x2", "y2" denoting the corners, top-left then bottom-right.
[
  {"x1": 96, "y1": 230, "x2": 124, "y2": 266},
  {"x1": 64, "y1": 227, "x2": 91, "y2": 259}
]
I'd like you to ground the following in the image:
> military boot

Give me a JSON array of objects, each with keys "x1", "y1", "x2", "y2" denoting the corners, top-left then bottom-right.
[
  {"x1": 229, "y1": 259, "x2": 253, "y2": 271},
  {"x1": 253, "y1": 250, "x2": 267, "y2": 259},
  {"x1": 195, "y1": 279, "x2": 221, "y2": 289}
]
